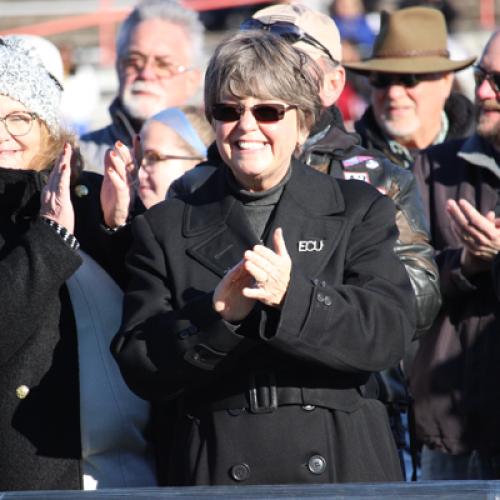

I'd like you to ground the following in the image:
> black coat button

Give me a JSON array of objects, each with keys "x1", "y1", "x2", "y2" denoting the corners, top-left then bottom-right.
[
  {"x1": 324, "y1": 295, "x2": 332, "y2": 306},
  {"x1": 230, "y1": 463, "x2": 250, "y2": 481},
  {"x1": 316, "y1": 292, "x2": 325, "y2": 303},
  {"x1": 307, "y1": 454, "x2": 327, "y2": 475}
]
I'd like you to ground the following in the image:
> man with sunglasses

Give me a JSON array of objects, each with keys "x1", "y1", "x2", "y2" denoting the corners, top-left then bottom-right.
[
  {"x1": 345, "y1": 7, "x2": 475, "y2": 169},
  {"x1": 409, "y1": 30, "x2": 500, "y2": 480},
  {"x1": 79, "y1": 0, "x2": 203, "y2": 174}
]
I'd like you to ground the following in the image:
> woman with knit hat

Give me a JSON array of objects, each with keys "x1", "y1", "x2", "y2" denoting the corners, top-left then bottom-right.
[{"x1": 0, "y1": 37, "x2": 156, "y2": 491}]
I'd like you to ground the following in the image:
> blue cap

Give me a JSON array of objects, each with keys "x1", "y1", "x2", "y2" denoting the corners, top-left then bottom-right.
[{"x1": 149, "y1": 107, "x2": 207, "y2": 158}]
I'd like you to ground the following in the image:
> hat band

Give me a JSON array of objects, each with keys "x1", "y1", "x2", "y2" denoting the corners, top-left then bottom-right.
[{"x1": 375, "y1": 48, "x2": 450, "y2": 59}]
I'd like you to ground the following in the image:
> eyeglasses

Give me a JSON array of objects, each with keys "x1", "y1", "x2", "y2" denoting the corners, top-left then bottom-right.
[
  {"x1": 119, "y1": 51, "x2": 190, "y2": 79},
  {"x1": 0, "y1": 112, "x2": 37, "y2": 136},
  {"x1": 369, "y1": 72, "x2": 444, "y2": 89},
  {"x1": 240, "y1": 18, "x2": 339, "y2": 65},
  {"x1": 142, "y1": 150, "x2": 203, "y2": 166},
  {"x1": 212, "y1": 103, "x2": 297, "y2": 123},
  {"x1": 474, "y1": 65, "x2": 500, "y2": 94}
]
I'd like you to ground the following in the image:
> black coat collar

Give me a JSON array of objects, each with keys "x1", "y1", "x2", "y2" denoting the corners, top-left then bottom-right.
[
  {"x1": 182, "y1": 159, "x2": 346, "y2": 278},
  {"x1": 0, "y1": 167, "x2": 49, "y2": 221},
  {"x1": 183, "y1": 159, "x2": 344, "y2": 236}
]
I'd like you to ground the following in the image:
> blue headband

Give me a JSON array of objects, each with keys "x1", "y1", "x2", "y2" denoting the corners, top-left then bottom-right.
[{"x1": 149, "y1": 107, "x2": 207, "y2": 158}]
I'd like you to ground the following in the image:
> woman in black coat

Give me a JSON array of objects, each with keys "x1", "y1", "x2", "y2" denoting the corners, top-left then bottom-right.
[
  {"x1": 0, "y1": 36, "x2": 155, "y2": 491},
  {"x1": 113, "y1": 31, "x2": 416, "y2": 485}
]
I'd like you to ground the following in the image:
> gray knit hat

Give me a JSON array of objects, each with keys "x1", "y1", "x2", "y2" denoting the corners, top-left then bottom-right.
[{"x1": 0, "y1": 36, "x2": 62, "y2": 133}]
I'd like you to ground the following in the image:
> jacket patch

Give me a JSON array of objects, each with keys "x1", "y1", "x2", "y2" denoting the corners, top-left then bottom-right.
[
  {"x1": 344, "y1": 171, "x2": 370, "y2": 183},
  {"x1": 342, "y1": 155, "x2": 374, "y2": 167},
  {"x1": 298, "y1": 240, "x2": 325, "y2": 252}
]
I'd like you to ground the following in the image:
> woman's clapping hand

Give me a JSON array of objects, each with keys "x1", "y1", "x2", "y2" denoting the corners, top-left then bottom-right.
[
  {"x1": 213, "y1": 228, "x2": 291, "y2": 322},
  {"x1": 101, "y1": 137, "x2": 140, "y2": 228},
  {"x1": 40, "y1": 142, "x2": 75, "y2": 233},
  {"x1": 242, "y1": 228, "x2": 291, "y2": 308}
]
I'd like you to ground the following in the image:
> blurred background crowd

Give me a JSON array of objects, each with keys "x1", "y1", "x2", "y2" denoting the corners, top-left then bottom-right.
[{"x1": 0, "y1": 0, "x2": 495, "y2": 134}]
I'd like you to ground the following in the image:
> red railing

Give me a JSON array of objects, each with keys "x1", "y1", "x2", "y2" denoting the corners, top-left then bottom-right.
[
  {"x1": 0, "y1": 0, "x2": 496, "y2": 65},
  {"x1": 479, "y1": 0, "x2": 496, "y2": 29},
  {"x1": 0, "y1": 0, "x2": 273, "y2": 65}
]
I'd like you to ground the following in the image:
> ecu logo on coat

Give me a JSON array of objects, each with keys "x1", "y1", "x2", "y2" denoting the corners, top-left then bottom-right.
[{"x1": 298, "y1": 240, "x2": 324, "y2": 252}]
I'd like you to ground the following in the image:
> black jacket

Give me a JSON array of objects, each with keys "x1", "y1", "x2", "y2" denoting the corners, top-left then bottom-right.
[
  {"x1": 411, "y1": 135, "x2": 500, "y2": 455},
  {"x1": 0, "y1": 167, "x2": 111, "y2": 491},
  {"x1": 113, "y1": 159, "x2": 416, "y2": 485},
  {"x1": 354, "y1": 93, "x2": 476, "y2": 168}
]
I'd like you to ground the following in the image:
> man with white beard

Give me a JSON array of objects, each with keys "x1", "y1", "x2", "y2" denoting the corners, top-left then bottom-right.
[
  {"x1": 410, "y1": 30, "x2": 500, "y2": 480},
  {"x1": 80, "y1": 0, "x2": 203, "y2": 173}
]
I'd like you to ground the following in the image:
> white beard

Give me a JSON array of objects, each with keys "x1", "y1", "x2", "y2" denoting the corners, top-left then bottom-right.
[
  {"x1": 379, "y1": 114, "x2": 421, "y2": 140},
  {"x1": 121, "y1": 81, "x2": 165, "y2": 121}
]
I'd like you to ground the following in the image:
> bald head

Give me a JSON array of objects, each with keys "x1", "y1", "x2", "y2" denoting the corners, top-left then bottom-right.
[{"x1": 480, "y1": 29, "x2": 500, "y2": 63}]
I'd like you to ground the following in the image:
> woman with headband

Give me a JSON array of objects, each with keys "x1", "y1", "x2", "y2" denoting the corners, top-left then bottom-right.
[
  {"x1": 101, "y1": 105, "x2": 213, "y2": 232},
  {"x1": 138, "y1": 106, "x2": 213, "y2": 209}
]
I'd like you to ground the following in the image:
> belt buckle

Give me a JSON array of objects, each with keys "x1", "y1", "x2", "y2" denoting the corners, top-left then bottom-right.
[{"x1": 248, "y1": 372, "x2": 277, "y2": 414}]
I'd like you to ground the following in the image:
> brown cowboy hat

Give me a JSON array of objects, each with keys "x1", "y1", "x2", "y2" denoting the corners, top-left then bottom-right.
[{"x1": 344, "y1": 7, "x2": 475, "y2": 74}]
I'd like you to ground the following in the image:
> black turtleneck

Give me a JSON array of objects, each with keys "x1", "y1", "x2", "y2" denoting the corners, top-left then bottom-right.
[{"x1": 225, "y1": 165, "x2": 292, "y2": 241}]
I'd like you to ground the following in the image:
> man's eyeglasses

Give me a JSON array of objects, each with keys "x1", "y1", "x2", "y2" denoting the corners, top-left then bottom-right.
[
  {"x1": 142, "y1": 150, "x2": 203, "y2": 166},
  {"x1": 240, "y1": 18, "x2": 339, "y2": 65},
  {"x1": 369, "y1": 72, "x2": 444, "y2": 89},
  {"x1": 474, "y1": 65, "x2": 500, "y2": 94},
  {"x1": 212, "y1": 103, "x2": 297, "y2": 123},
  {"x1": 0, "y1": 112, "x2": 37, "y2": 136},
  {"x1": 119, "y1": 52, "x2": 190, "y2": 79}
]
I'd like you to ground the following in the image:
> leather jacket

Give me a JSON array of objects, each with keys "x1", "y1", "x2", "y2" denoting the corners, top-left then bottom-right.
[{"x1": 300, "y1": 110, "x2": 441, "y2": 339}]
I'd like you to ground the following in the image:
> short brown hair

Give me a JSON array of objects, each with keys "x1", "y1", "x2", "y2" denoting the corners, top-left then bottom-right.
[{"x1": 204, "y1": 30, "x2": 323, "y2": 134}]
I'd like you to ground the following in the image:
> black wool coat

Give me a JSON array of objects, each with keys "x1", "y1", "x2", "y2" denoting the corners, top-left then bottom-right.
[
  {"x1": 113, "y1": 159, "x2": 416, "y2": 485},
  {"x1": 0, "y1": 167, "x2": 111, "y2": 491}
]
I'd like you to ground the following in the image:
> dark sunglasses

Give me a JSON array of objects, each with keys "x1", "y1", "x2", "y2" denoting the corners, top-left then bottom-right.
[
  {"x1": 474, "y1": 65, "x2": 500, "y2": 94},
  {"x1": 240, "y1": 18, "x2": 339, "y2": 65},
  {"x1": 212, "y1": 103, "x2": 297, "y2": 123},
  {"x1": 369, "y1": 72, "x2": 443, "y2": 89}
]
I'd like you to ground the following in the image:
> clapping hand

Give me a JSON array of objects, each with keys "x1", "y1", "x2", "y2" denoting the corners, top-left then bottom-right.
[
  {"x1": 101, "y1": 137, "x2": 140, "y2": 228},
  {"x1": 213, "y1": 260, "x2": 257, "y2": 323},
  {"x1": 447, "y1": 198, "x2": 500, "y2": 275},
  {"x1": 40, "y1": 143, "x2": 75, "y2": 233},
  {"x1": 213, "y1": 228, "x2": 292, "y2": 322},
  {"x1": 242, "y1": 228, "x2": 292, "y2": 308}
]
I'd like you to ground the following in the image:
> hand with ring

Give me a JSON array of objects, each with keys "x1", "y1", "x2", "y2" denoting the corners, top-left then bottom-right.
[{"x1": 242, "y1": 227, "x2": 292, "y2": 308}]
